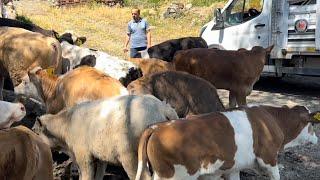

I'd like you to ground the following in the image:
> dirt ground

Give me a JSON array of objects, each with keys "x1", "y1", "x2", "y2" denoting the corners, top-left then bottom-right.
[{"x1": 4, "y1": 76, "x2": 320, "y2": 180}]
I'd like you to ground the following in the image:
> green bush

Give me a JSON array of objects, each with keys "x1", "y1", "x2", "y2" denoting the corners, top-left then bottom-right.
[
  {"x1": 16, "y1": 15, "x2": 34, "y2": 24},
  {"x1": 124, "y1": 0, "x2": 162, "y2": 7},
  {"x1": 190, "y1": 0, "x2": 224, "y2": 7}
]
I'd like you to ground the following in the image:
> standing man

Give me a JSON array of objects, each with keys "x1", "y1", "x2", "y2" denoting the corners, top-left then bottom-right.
[{"x1": 124, "y1": 8, "x2": 151, "y2": 58}]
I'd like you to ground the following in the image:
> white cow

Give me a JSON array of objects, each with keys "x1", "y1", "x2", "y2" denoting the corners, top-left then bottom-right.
[
  {"x1": 0, "y1": 100, "x2": 26, "y2": 129},
  {"x1": 61, "y1": 41, "x2": 142, "y2": 86},
  {"x1": 35, "y1": 95, "x2": 178, "y2": 180}
]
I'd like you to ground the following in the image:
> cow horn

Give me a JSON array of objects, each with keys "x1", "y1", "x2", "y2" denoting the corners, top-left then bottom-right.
[{"x1": 265, "y1": 45, "x2": 274, "y2": 53}]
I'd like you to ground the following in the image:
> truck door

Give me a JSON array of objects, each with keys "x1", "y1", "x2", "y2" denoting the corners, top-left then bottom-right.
[{"x1": 209, "y1": 0, "x2": 269, "y2": 50}]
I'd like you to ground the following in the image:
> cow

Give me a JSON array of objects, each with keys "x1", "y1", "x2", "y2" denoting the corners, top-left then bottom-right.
[
  {"x1": 139, "y1": 37, "x2": 208, "y2": 62},
  {"x1": 127, "y1": 71, "x2": 225, "y2": 117},
  {"x1": 135, "y1": 105, "x2": 319, "y2": 180},
  {"x1": 173, "y1": 45, "x2": 274, "y2": 108},
  {"x1": 0, "y1": 100, "x2": 25, "y2": 129},
  {"x1": 0, "y1": 17, "x2": 58, "y2": 38},
  {"x1": 60, "y1": 41, "x2": 142, "y2": 86},
  {"x1": 0, "y1": 18, "x2": 87, "y2": 45},
  {"x1": 57, "y1": 30, "x2": 87, "y2": 45},
  {"x1": 34, "y1": 95, "x2": 179, "y2": 180},
  {"x1": 28, "y1": 66, "x2": 128, "y2": 114},
  {"x1": 128, "y1": 58, "x2": 175, "y2": 76},
  {"x1": 0, "y1": 126, "x2": 53, "y2": 180},
  {"x1": 0, "y1": 27, "x2": 62, "y2": 100}
]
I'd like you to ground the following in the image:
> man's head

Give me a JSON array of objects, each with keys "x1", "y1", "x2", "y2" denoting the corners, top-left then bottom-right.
[{"x1": 131, "y1": 8, "x2": 141, "y2": 21}]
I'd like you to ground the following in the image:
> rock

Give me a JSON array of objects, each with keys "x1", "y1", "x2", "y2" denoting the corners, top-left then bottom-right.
[
  {"x1": 163, "y1": 2, "x2": 185, "y2": 19},
  {"x1": 185, "y1": 3, "x2": 192, "y2": 10}
]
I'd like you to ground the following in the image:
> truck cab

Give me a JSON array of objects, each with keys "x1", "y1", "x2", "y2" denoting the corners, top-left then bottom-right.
[{"x1": 200, "y1": 0, "x2": 320, "y2": 77}]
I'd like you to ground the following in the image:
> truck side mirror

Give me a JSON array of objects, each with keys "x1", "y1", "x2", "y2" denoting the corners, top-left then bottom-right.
[{"x1": 214, "y1": 8, "x2": 223, "y2": 24}]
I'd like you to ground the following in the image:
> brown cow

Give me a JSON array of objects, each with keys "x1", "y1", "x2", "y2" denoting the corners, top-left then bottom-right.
[
  {"x1": 135, "y1": 105, "x2": 319, "y2": 180},
  {"x1": 173, "y1": 45, "x2": 274, "y2": 108},
  {"x1": 0, "y1": 27, "x2": 62, "y2": 100},
  {"x1": 0, "y1": 126, "x2": 53, "y2": 180},
  {"x1": 128, "y1": 58, "x2": 175, "y2": 76},
  {"x1": 127, "y1": 71, "x2": 224, "y2": 117},
  {"x1": 28, "y1": 66, "x2": 128, "y2": 114}
]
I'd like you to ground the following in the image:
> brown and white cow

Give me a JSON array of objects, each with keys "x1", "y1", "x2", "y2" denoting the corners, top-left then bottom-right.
[
  {"x1": 35, "y1": 95, "x2": 178, "y2": 180},
  {"x1": 173, "y1": 45, "x2": 273, "y2": 108},
  {"x1": 0, "y1": 27, "x2": 62, "y2": 100},
  {"x1": 127, "y1": 71, "x2": 224, "y2": 117},
  {"x1": 28, "y1": 66, "x2": 128, "y2": 114},
  {"x1": 0, "y1": 100, "x2": 26, "y2": 129},
  {"x1": 0, "y1": 126, "x2": 53, "y2": 180},
  {"x1": 135, "y1": 105, "x2": 319, "y2": 180},
  {"x1": 128, "y1": 58, "x2": 175, "y2": 76}
]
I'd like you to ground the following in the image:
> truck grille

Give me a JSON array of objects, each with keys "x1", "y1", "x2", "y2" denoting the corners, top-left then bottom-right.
[{"x1": 287, "y1": 4, "x2": 317, "y2": 48}]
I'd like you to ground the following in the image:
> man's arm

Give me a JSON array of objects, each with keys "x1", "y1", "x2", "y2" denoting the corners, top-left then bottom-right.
[
  {"x1": 146, "y1": 30, "x2": 151, "y2": 48},
  {"x1": 124, "y1": 34, "x2": 130, "y2": 53}
]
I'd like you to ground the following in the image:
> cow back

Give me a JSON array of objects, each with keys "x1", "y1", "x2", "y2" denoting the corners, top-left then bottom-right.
[
  {"x1": 0, "y1": 27, "x2": 62, "y2": 86},
  {"x1": 128, "y1": 71, "x2": 224, "y2": 117},
  {"x1": 173, "y1": 47, "x2": 267, "y2": 91}
]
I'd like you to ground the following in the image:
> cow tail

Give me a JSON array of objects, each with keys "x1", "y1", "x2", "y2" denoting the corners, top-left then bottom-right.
[
  {"x1": 48, "y1": 38, "x2": 62, "y2": 74},
  {"x1": 135, "y1": 128, "x2": 154, "y2": 180}
]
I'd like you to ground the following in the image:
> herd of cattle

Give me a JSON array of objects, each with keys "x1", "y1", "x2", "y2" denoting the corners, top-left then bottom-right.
[{"x1": 0, "y1": 17, "x2": 320, "y2": 180}]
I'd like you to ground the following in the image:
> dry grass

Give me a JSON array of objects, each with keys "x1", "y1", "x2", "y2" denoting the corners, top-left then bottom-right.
[{"x1": 15, "y1": 0, "x2": 225, "y2": 59}]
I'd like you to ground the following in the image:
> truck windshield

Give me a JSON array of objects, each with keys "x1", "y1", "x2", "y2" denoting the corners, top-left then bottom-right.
[{"x1": 223, "y1": 0, "x2": 263, "y2": 27}]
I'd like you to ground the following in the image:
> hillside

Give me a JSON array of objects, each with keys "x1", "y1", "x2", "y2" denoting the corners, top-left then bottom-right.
[{"x1": 15, "y1": 0, "x2": 226, "y2": 59}]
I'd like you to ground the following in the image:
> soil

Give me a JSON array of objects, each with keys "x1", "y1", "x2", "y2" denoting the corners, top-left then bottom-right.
[{"x1": 4, "y1": 75, "x2": 320, "y2": 180}]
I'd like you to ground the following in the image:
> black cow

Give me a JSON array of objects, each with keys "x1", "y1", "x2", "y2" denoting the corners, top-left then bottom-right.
[
  {"x1": 140, "y1": 37, "x2": 208, "y2": 62},
  {"x1": 0, "y1": 18, "x2": 58, "y2": 38},
  {"x1": 0, "y1": 18, "x2": 86, "y2": 45}
]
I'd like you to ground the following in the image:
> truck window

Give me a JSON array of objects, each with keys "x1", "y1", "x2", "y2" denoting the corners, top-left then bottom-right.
[{"x1": 224, "y1": 0, "x2": 263, "y2": 27}]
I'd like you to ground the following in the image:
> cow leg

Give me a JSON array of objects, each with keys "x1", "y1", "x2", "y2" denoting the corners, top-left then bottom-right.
[
  {"x1": 119, "y1": 151, "x2": 136, "y2": 180},
  {"x1": 235, "y1": 92, "x2": 247, "y2": 107},
  {"x1": 94, "y1": 161, "x2": 106, "y2": 180},
  {"x1": 75, "y1": 153, "x2": 94, "y2": 180},
  {"x1": 0, "y1": 76, "x2": 4, "y2": 100},
  {"x1": 256, "y1": 159, "x2": 280, "y2": 180},
  {"x1": 224, "y1": 171, "x2": 240, "y2": 180},
  {"x1": 229, "y1": 91, "x2": 237, "y2": 108}
]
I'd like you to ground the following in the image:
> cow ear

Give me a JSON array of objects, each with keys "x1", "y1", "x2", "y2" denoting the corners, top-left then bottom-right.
[
  {"x1": 308, "y1": 112, "x2": 320, "y2": 123},
  {"x1": 53, "y1": 30, "x2": 60, "y2": 39},
  {"x1": 28, "y1": 67, "x2": 42, "y2": 77},
  {"x1": 75, "y1": 37, "x2": 87, "y2": 46},
  {"x1": 265, "y1": 45, "x2": 274, "y2": 53}
]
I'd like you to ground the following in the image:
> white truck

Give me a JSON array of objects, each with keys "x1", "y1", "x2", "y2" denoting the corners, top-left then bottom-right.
[{"x1": 200, "y1": 0, "x2": 320, "y2": 77}]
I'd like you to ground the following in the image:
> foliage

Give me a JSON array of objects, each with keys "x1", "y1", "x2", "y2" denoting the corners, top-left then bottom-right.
[
  {"x1": 16, "y1": 0, "x2": 226, "y2": 59},
  {"x1": 16, "y1": 15, "x2": 34, "y2": 24},
  {"x1": 124, "y1": 0, "x2": 162, "y2": 7},
  {"x1": 189, "y1": 0, "x2": 225, "y2": 7}
]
